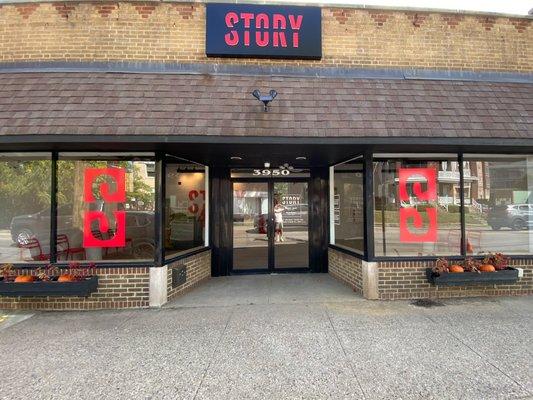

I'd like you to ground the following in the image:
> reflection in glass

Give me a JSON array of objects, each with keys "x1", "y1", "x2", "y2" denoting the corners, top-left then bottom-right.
[
  {"x1": 165, "y1": 161, "x2": 206, "y2": 259},
  {"x1": 464, "y1": 155, "x2": 533, "y2": 255},
  {"x1": 273, "y1": 181, "x2": 309, "y2": 269},
  {"x1": 232, "y1": 182, "x2": 269, "y2": 270},
  {"x1": 332, "y1": 159, "x2": 364, "y2": 253},
  {"x1": 0, "y1": 153, "x2": 52, "y2": 263},
  {"x1": 373, "y1": 156, "x2": 461, "y2": 256},
  {"x1": 57, "y1": 155, "x2": 155, "y2": 261}
]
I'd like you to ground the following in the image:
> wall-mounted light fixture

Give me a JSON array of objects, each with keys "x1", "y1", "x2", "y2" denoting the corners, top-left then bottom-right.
[{"x1": 252, "y1": 89, "x2": 278, "y2": 112}]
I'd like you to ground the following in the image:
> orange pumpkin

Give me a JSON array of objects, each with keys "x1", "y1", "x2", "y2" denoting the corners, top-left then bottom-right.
[
  {"x1": 57, "y1": 274, "x2": 76, "y2": 282},
  {"x1": 449, "y1": 265, "x2": 464, "y2": 273},
  {"x1": 14, "y1": 275, "x2": 35, "y2": 283},
  {"x1": 479, "y1": 264, "x2": 495, "y2": 272}
]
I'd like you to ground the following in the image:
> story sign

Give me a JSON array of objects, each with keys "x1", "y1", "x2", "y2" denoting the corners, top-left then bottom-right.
[{"x1": 206, "y1": 3, "x2": 322, "y2": 59}]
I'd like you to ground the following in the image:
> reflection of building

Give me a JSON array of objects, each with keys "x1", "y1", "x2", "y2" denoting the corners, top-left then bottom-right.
[{"x1": 437, "y1": 161, "x2": 477, "y2": 206}]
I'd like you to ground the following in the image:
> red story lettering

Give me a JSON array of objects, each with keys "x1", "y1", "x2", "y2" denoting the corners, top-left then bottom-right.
[{"x1": 224, "y1": 12, "x2": 303, "y2": 48}]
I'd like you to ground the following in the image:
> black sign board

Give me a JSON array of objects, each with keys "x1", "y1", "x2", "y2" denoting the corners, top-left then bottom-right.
[{"x1": 206, "y1": 3, "x2": 321, "y2": 60}]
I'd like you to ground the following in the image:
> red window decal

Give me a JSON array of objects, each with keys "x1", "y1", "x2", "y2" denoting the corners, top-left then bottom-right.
[
  {"x1": 84, "y1": 167, "x2": 126, "y2": 203},
  {"x1": 398, "y1": 167, "x2": 436, "y2": 202},
  {"x1": 82, "y1": 167, "x2": 127, "y2": 248},
  {"x1": 398, "y1": 167, "x2": 437, "y2": 243},
  {"x1": 399, "y1": 207, "x2": 437, "y2": 243},
  {"x1": 83, "y1": 211, "x2": 126, "y2": 248}
]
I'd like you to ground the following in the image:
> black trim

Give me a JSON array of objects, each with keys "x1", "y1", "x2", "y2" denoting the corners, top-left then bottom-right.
[
  {"x1": 164, "y1": 246, "x2": 211, "y2": 265},
  {"x1": 363, "y1": 152, "x2": 374, "y2": 261},
  {"x1": 308, "y1": 167, "x2": 329, "y2": 273},
  {"x1": 17, "y1": 262, "x2": 155, "y2": 269},
  {"x1": 459, "y1": 153, "x2": 467, "y2": 256},
  {"x1": 0, "y1": 276, "x2": 99, "y2": 297},
  {"x1": 49, "y1": 151, "x2": 58, "y2": 263},
  {"x1": 328, "y1": 244, "x2": 365, "y2": 260},
  {"x1": 2, "y1": 135, "x2": 533, "y2": 148},
  {"x1": 371, "y1": 255, "x2": 466, "y2": 262},
  {"x1": 0, "y1": 61, "x2": 531, "y2": 83},
  {"x1": 210, "y1": 167, "x2": 232, "y2": 276},
  {"x1": 154, "y1": 152, "x2": 164, "y2": 267},
  {"x1": 229, "y1": 177, "x2": 313, "y2": 273}
]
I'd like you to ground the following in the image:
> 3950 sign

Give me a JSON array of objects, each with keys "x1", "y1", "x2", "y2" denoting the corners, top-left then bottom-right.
[{"x1": 206, "y1": 3, "x2": 321, "y2": 60}]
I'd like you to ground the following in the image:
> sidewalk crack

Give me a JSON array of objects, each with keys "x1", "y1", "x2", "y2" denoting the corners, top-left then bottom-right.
[
  {"x1": 325, "y1": 307, "x2": 367, "y2": 400},
  {"x1": 192, "y1": 308, "x2": 234, "y2": 400}
]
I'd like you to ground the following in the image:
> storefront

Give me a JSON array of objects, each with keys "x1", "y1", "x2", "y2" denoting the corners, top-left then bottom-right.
[{"x1": 0, "y1": 1, "x2": 531, "y2": 309}]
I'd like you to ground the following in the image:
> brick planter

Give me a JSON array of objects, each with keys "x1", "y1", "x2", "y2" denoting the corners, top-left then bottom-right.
[{"x1": 0, "y1": 267, "x2": 150, "y2": 310}]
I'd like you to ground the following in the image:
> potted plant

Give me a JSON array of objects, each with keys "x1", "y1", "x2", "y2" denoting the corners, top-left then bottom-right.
[
  {"x1": 0, "y1": 262, "x2": 99, "y2": 297},
  {"x1": 426, "y1": 253, "x2": 519, "y2": 286}
]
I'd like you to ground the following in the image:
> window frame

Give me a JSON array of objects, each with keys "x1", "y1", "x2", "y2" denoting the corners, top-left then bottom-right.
[
  {"x1": 2, "y1": 150, "x2": 210, "y2": 269},
  {"x1": 162, "y1": 155, "x2": 209, "y2": 265},
  {"x1": 329, "y1": 151, "x2": 533, "y2": 262},
  {"x1": 329, "y1": 155, "x2": 365, "y2": 256}
]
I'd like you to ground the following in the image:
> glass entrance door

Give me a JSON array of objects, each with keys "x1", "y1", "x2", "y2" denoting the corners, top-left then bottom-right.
[
  {"x1": 232, "y1": 180, "x2": 309, "y2": 272},
  {"x1": 273, "y1": 181, "x2": 309, "y2": 269},
  {"x1": 232, "y1": 181, "x2": 269, "y2": 271}
]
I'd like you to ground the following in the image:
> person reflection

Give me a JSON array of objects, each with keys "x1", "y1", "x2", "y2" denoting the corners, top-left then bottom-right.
[{"x1": 274, "y1": 199, "x2": 286, "y2": 242}]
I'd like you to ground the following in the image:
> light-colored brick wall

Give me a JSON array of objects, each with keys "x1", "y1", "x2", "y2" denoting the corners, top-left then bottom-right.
[
  {"x1": 0, "y1": 2, "x2": 530, "y2": 72},
  {"x1": 328, "y1": 247, "x2": 363, "y2": 294},
  {"x1": 377, "y1": 259, "x2": 533, "y2": 300},
  {"x1": 166, "y1": 250, "x2": 211, "y2": 301},
  {"x1": 0, "y1": 266, "x2": 150, "y2": 310}
]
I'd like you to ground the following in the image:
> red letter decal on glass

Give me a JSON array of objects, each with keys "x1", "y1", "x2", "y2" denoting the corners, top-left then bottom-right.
[
  {"x1": 83, "y1": 167, "x2": 127, "y2": 248},
  {"x1": 398, "y1": 167, "x2": 438, "y2": 243},
  {"x1": 84, "y1": 168, "x2": 126, "y2": 203},
  {"x1": 399, "y1": 208, "x2": 437, "y2": 243},
  {"x1": 83, "y1": 211, "x2": 126, "y2": 248},
  {"x1": 398, "y1": 168, "x2": 436, "y2": 202}
]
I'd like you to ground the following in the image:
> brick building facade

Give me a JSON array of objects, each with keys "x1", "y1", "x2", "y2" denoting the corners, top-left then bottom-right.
[{"x1": 0, "y1": 1, "x2": 531, "y2": 309}]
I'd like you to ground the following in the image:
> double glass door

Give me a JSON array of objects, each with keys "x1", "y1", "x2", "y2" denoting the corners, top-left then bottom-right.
[{"x1": 232, "y1": 180, "x2": 309, "y2": 272}]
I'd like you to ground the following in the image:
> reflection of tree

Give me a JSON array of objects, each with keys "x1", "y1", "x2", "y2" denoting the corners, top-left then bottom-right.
[
  {"x1": 0, "y1": 159, "x2": 153, "y2": 228},
  {"x1": 0, "y1": 160, "x2": 51, "y2": 227}
]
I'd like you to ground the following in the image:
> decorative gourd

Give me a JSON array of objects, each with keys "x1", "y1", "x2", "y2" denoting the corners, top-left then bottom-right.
[
  {"x1": 57, "y1": 274, "x2": 76, "y2": 282},
  {"x1": 479, "y1": 264, "x2": 495, "y2": 272},
  {"x1": 449, "y1": 265, "x2": 464, "y2": 273},
  {"x1": 14, "y1": 275, "x2": 34, "y2": 283}
]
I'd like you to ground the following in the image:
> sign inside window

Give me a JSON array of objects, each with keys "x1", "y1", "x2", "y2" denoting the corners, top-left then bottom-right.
[
  {"x1": 398, "y1": 167, "x2": 438, "y2": 243},
  {"x1": 206, "y1": 3, "x2": 321, "y2": 59}
]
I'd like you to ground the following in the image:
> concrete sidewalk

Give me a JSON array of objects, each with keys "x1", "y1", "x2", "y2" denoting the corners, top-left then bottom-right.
[{"x1": 0, "y1": 275, "x2": 531, "y2": 400}]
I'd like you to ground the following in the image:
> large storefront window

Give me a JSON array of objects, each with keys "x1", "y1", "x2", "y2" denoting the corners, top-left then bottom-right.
[
  {"x1": 331, "y1": 158, "x2": 364, "y2": 254},
  {"x1": 57, "y1": 153, "x2": 155, "y2": 262},
  {"x1": 165, "y1": 159, "x2": 206, "y2": 259},
  {"x1": 0, "y1": 153, "x2": 52, "y2": 263},
  {"x1": 373, "y1": 154, "x2": 461, "y2": 257},
  {"x1": 464, "y1": 155, "x2": 533, "y2": 255}
]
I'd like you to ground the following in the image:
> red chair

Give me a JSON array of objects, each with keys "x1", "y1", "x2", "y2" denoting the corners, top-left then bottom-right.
[
  {"x1": 57, "y1": 234, "x2": 86, "y2": 260},
  {"x1": 18, "y1": 238, "x2": 50, "y2": 261}
]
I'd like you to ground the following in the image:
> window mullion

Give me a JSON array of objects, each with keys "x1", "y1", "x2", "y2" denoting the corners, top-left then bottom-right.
[{"x1": 458, "y1": 153, "x2": 466, "y2": 256}]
